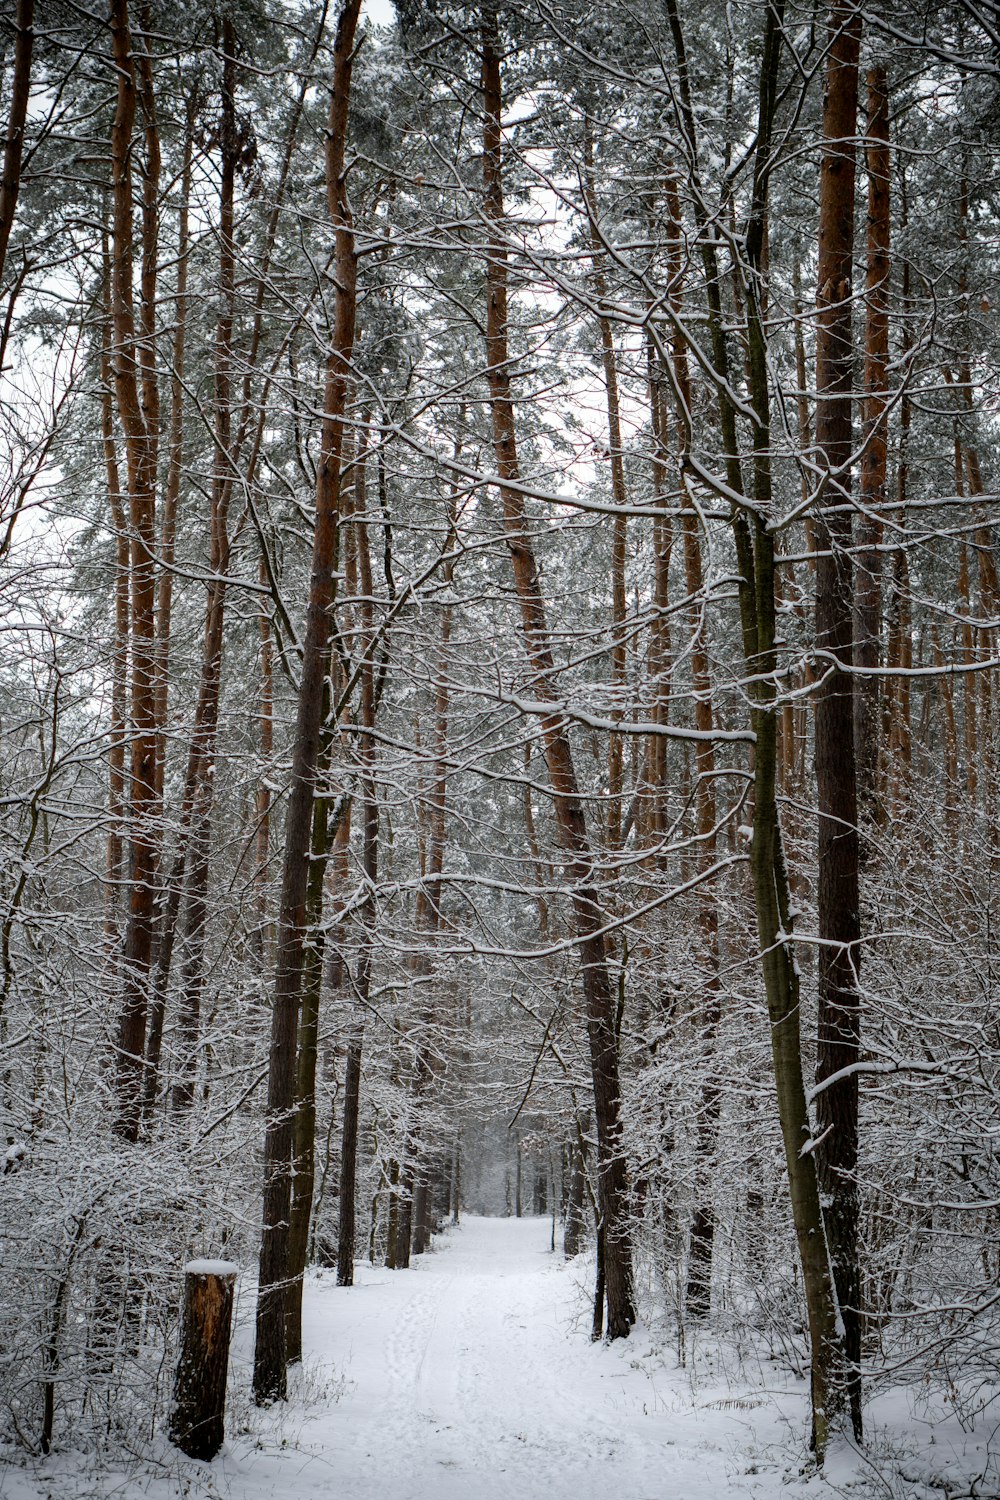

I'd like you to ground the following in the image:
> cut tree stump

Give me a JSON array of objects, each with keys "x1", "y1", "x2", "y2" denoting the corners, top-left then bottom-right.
[{"x1": 169, "y1": 1259, "x2": 237, "y2": 1461}]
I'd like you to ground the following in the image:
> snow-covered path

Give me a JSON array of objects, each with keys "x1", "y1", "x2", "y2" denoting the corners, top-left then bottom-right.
[
  {"x1": 4, "y1": 1213, "x2": 991, "y2": 1499},
  {"x1": 214, "y1": 1214, "x2": 796, "y2": 1500}
]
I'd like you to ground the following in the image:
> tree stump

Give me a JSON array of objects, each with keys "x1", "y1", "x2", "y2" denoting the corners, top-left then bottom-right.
[{"x1": 169, "y1": 1260, "x2": 237, "y2": 1461}]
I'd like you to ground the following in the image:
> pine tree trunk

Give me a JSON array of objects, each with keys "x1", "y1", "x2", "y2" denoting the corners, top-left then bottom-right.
[
  {"x1": 398, "y1": 445, "x2": 458, "y2": 1265},
  {"x1": 285, "y1": 785, "x2": 349, "y2": 1361},
  {"x1": 643, "y1": 328, "x2": 672, "y2": 845},
  {"x1": 395, "y1": 1165, "x2": 413, "y2": 1269},
  {"x1": 109, "y1": 0, "x2": 161, "y2": 1143},
  {"x1": 253, "y1": 0, "x2": 361, "y2": 1405},
  {"x1": 481, "y1": 15, "x2": 635, "y2": 1339},
  {"x1": 736, "y1": 0, "x2": 846, "y2": 1456},
  {"x1": 563, "y1": 1128, "x2": 587, "y2": 1258},
  {"x1": 813, "y1": 0, "x2": 864, "y2": 1442},
  {"x1": 336, "y1": 1028, "x2": 364, "y2": 1284},
  {"x1": 336, "y1": 522, "x2": 379, "y2": 1284},
  {"x1": 170, "y1": 22, "x2": 238, "y2": 1114},
  {"x1": 254, "y1": 550, "x2": 275, "y2": 959},
  {"x1": 660, "y1": 171, "x2": 722, "y2": 1320},
  {"x1": 384, "y1": 1155, "x2": 401, "y2": 1267},
  {"x1": 0, "y1": 0, "x2": 33, "y2": 291},
  {"x1": 152, "y1": 114, "x2": 193, "y2": 811},
  {"x1": 854, "y1": 65, "x2": 890, "y2": 827},
  {"x1": 884, "y1": 163, "x2": 913, "y2": 806},
  {"x1": 99, "y1": 239, "x2": 129, "y2": 953},
  {"x1": 583, "y1": 130, "x2": 628, "y2": 851}
]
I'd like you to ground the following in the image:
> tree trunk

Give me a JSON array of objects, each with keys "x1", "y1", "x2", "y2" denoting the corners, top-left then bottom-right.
[
  {"x1": 563, "y1": 1130, "x2": 587, "y2": 1257},
  {"x1": 669, "y1": 0, "x2": 846, "y2": 1451},
  {"x1": 583, "y1": 129, "x2": 628, "y2": 851},
  {"x1": 169, "y1": 1261, "x2": 237, "y2": 1462},
  {"x1": 813, "y1": 0, "x2": 864, "y2": 1443},
  {"x1": 854, "y1": 65, "x2": 890, "y2": 827},
  {"x1": 399, "y1": 442, "x2": 458, "y2": 1265},
  {"x1": 285, "y1": 785, "x2": 349, "y2": 1361},
  {"x1": 481, "y1": 14, "x2": 634, "y2": 1339},
  {"x1": 660, "y1": 170, "x2": 722, "y2": 1321},
  {"x1": 152, "y1": 113, "x2": 194, "y2": 811},
  {"x1": 411, "y1": 1175, "x2": 429, "y2": 1255},
  {"x1": 253, "y1": 0, "x2": 361, "y2": 1406},
  {"x1": 109, "y1": 0, "x2": 161, "y2": 1144},
  {"x1": 883, "y1": 159, "x2": 913, "y2": 806},
  {"x1": 642, "y1": 327, "x2": 672, "y2": 845},
  {"x1": 511, "y1": 1134, "x2": 521, "y2": 1217},
  {"x1": 254, "y1": 550, "x2": 275, "y2": 958},
  {"x1": 336, "y1": 1028, "x2": 364, "y2": 1284},
  {"x1": 395, "y1": 1165, "x2": 413, "y2": 1269},
  {"x1": 336, "y1": 491, "x2": 379, "y2": 1286},
  {"x1": 99, "y1": 237, "x2": 129, "y2": 953},
  {"x1": 0, "y1": 0, "x2": 34, "y2": 290},
  {"x1": 384, "y1": 1155, "x2": 401, "y2": 1267},
  {"x1": 169, "y1": 21, "x2": 238, "y2": 1116}
]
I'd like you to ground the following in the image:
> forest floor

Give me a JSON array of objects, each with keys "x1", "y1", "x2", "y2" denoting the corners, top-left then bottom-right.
[{"x1": 2, "y1": 1215, "x2": 995, "y2": 1500}]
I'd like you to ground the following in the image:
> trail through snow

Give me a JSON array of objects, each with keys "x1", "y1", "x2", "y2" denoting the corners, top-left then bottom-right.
[
  {"x1": 5, "y1": 1214, "x2": 990, "y2": 1499},
  {"x1": 215, "y1": 1214, "x2": 807, "y2": 1500}
]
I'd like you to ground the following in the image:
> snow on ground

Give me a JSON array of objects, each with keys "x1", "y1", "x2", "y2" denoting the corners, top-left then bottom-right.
[{"x1": 1, "y1": 1215, "x2": 996, "y2": 1499}]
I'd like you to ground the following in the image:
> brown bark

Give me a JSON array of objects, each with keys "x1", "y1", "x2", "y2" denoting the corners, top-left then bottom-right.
[
  {"x1": 643, "y1": 330, "x2": 672, "y2": 844},
  {"x1": 522, "y1": 743, "x2": 552, "y2": 941},
  {"x1": 792, "y1": 259, "x2": 814, "y2": 525},
  {"x1": 393, "y1": 1163, "x2": 414, "y2": 1269},
  {"x1": 790, "y1": 262, "x2": 815, "y2": 789},
  {"x1": 169, "y1": 1261, "x2": 237, "y2": 1462},
  {"x1": 481, "y1": 14, "x2": 634, "y2": 1339},
  {"x1": 99, "y1": 237, "x2": 129, "y2": 950},
  {"x1": 138, "y1": 118, "x2": 194, "y2": 1118},
  {"x1": 153, "y1": 116, "x2": 194, "y2": 807},
  {"x1": 934, "y1": 630, "x2": 960, "y2": 841},
  {"x1": 0, "y1": 0, "x2": 34, "y2": 290},
  {"x1": 885, "y1": 168, "x2": 913, "y2": 799},
  {"x1": 144, "y1": 16, "x2": 325, "y2": 1100},
  {"x1": 953, "y1": 166, "x2": 998, "y2": 821},
  {"x1": 563, "y1": 1125, "x2": 588, "y2": 1258},
  {"x1": 384, "y1": 1155, "x2": 401, "y2": 1267},
  {"x1": 253, "y1": 0, "x2": 361, "y2": 1405},
  {"x1": 854, "y1": 66, "x2": 890, "y2": 825},
  {"x1": 285, "y1": 784, "x2": 350, "y2": 1361},
  {"x1": 254, "y1": 548, "x2": 275, "y2": 958},
  {"x1": 170, "y1": 19, "x2": 238, "y2": 1116},
  {"x1": 958, "y1": 534, "x2": 978, "y2": 807},
  {"x1": 715, "y1": 0, "x2": 845, "y2": 1454},
  {"x1": 583, "y1": 131, "x2": 628, "y2": 850},
  {"x1": 337, "y1": 436, "x2": 380, "y2": 1288},
  {"x1": 134, "y1": 7, "x2": 160, "y2": 506},
  {"x1": 400, "y1": 445, "x2": 459, "y2": 1263},
  {"x1": 973, "y1": 506, "x2": 999, "y2": 819},
  {"x1": 813, "y1": 0, "x2": 863, "y2": 1441},
  {"x1": 336, "y1": 1024, "x2": 365, "y2": 1282},
  {"x1": 109, "y1": 0, "x2": 161, "y2": 1143},
  {"x1": 660, "y1": 173, "x2": 721, "y2": 1318},
  {"x1": 411, "y1": 1173, "x2": 430, "y2": 1256}
]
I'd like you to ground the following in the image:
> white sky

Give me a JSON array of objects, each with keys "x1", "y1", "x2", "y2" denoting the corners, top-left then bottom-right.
[{"x1": 363, "y1": 0, "x2": 397, "y2": 26}]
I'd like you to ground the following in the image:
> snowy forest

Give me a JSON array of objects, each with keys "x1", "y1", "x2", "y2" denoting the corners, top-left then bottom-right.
[{"x1": 2, "y1": 0, "x2": 1000, "y2": 1495}]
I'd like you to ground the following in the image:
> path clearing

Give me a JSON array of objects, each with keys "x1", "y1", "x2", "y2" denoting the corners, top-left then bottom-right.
[
  {"x1": 3, "y1": 1216, "x2": 888, "y2": 1500},
  {"x1": 217, "y1": 1214, "x2": 804, "y2": 1500},
  {"x1": 3, "y1": 1215, "x2": 989, "y2": 1499}
]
